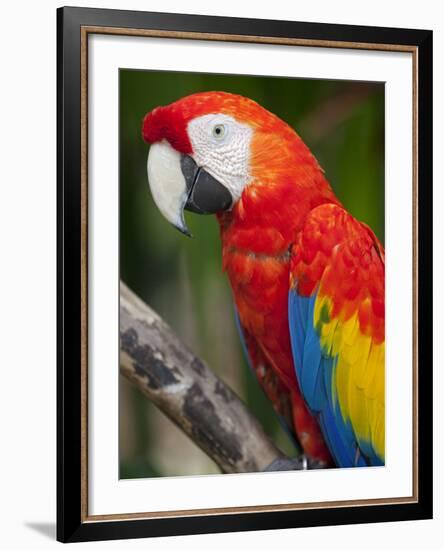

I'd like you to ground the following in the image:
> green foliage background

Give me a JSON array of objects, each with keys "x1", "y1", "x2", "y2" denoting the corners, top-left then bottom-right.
[{"x1": 119, "y1": 69, "x2": 384, "y2": 479}]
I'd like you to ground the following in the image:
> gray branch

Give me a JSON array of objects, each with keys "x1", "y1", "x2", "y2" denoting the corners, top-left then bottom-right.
[{"x1": 120, "y1": 281, "x2": 307, "y2": 474}]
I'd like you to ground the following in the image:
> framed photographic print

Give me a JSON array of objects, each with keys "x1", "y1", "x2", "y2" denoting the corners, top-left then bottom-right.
[{"x1": 57, "y1": 6, "x2": 433, "y2": 543}]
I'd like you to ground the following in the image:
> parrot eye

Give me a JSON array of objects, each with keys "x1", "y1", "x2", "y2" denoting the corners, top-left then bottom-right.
[{"x1": 212, "y1": 124, "x2": 226, "y2": 139}]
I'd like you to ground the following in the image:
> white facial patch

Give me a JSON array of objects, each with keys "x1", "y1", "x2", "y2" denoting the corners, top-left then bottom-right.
[{"x1": 186, "y1": 114, "x2": 253, "y2": 204}]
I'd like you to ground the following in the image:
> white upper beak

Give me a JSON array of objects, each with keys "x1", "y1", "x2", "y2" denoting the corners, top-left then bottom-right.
[{"x1": 147, "y1": 140, "x2": 190, "y2": 235}]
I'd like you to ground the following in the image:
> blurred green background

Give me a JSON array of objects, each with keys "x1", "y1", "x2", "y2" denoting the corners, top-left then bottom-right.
[{"x1": 119, "y1": 69, "x2": 384, "y2": 479}]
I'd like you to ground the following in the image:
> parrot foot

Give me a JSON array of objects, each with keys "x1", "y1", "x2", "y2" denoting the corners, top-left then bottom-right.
[{"x1": 263, "y1": 455, "x2": 325, "y2": 472}]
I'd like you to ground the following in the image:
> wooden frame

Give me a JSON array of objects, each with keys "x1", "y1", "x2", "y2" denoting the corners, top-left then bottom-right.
[{"x1": 57, "y1": 6, "x2": 433, "y2": 542}]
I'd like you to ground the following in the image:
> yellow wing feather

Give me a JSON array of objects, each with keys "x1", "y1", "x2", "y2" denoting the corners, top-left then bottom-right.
[{"x1": 314, "y1": 295, "x2": 385, "y2": 461}]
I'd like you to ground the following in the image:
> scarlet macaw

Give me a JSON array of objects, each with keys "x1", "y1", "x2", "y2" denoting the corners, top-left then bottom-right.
[{"x1": 142, "y1": 92, "x2": 385, "y2": 468}]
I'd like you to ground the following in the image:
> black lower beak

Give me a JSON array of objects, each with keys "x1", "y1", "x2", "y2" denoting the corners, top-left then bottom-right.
[{"x1": 180, "y1": 155, "x2": 232, "y2": 215}]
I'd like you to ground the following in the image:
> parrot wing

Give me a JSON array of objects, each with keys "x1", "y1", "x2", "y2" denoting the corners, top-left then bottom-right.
[{"x1": 288, "y1": 203, "x2": 385, "y2": 467}]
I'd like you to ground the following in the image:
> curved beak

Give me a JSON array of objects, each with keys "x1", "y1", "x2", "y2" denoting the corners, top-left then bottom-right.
[{"x1": 147, "y1": 141, "x2": 232, "y2": 236}]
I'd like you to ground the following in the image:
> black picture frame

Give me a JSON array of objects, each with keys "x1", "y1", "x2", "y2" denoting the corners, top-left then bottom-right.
[{"x1": 57, "y1": 6, "x2": 433, "y2": 543}]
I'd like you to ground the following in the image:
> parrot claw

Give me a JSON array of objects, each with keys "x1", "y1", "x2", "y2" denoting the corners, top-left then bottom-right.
[{"x1": 263, "y1": 455, "x2": 326, "y2": 472}]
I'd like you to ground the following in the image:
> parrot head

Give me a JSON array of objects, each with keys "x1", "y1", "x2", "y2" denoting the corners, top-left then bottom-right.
[{"x1": 142, "y1": 91, "x2": 332, "y2": 236}]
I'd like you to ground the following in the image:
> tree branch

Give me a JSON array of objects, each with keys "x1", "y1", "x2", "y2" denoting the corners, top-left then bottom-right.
[{"x1": 120, "y1": 281, "x2": 317, "y2": 474}]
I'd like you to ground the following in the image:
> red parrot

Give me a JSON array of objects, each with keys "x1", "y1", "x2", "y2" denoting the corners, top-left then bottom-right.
[{"x1": 142, "y1": 92, "x2": 385, "y2": 469}]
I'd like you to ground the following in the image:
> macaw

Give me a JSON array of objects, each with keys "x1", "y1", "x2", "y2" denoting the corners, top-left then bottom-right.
[{"x1": 142, "y1": 91, "x2": 385, "y2": 468}]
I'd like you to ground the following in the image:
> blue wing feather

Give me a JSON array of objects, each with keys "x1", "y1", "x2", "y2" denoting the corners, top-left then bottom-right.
[{"x1": 288, "y1": 290, "x2": 367, "y2": 467}]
